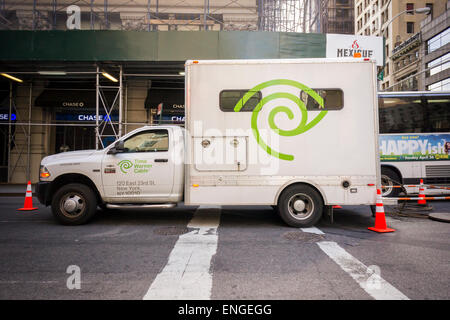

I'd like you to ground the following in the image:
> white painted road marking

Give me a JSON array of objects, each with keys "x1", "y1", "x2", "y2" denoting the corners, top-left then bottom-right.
[
  {"x1": 301, "y1": 227, "x2": 325, "y2": 235},
  {"x1": 143, "y1": 206, "x2": 221, "y2": 300},
  {"x1": 317, "y1": 241, "x2": 409, "y2": 300}
]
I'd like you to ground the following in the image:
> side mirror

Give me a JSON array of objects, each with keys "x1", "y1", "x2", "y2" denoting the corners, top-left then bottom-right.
[
  {"x1": 107, "y1": 140, "x2": 125, "y2": 154},
  {"x1": 116, "y1": 140, "x2": 125, "y2": 151}
]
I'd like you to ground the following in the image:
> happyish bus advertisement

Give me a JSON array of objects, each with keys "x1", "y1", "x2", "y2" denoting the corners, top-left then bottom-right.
[{"x1": 380, "y1": 134, "x2": 450, "y2": 161}]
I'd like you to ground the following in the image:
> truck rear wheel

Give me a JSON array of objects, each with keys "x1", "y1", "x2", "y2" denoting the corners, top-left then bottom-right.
[
  {"x1": 278, "y1": 184, "x2": 323, "y2": 228},
  {"x1": 51, "y1": 183, "x2": 98, "y2": 225}
]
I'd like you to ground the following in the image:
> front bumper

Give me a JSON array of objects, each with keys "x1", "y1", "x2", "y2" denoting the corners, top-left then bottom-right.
[{"x1": 35, "y1": 181, "x2": 51, "y2": 206}]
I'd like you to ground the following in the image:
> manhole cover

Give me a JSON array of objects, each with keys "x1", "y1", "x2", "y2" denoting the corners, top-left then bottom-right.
[
  {"x1": 429, "y1": 212, "x2": 450, "y2": 223},
  {"x1": 282, "y1": 231, "x2": 324, "y2": 243},
  {"x1": 153, "y1": 226, "x2": 189, "y2": 236}
]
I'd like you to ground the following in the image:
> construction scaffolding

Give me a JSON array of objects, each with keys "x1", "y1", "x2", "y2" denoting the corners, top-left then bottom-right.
[
  {"x1": 0, "y1": 0, "x2": 322, "y2": 33},
  {"x1": 0, "y1": 65, "x2": 166, "y2": 183},
  {"x1": 318, "y1": 0, "x2": 354, "y2": 35},
  {"x1": 258, "y1": 0, "x2": 318, "y2": 33}
]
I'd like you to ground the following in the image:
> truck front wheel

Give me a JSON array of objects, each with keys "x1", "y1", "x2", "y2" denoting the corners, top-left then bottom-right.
[
  {"x1": 278, "y1": 184, "x2": 323, "y2": 228},
  {"x1": 51, "y1": 183, "x2": 98, "y2": 225}
]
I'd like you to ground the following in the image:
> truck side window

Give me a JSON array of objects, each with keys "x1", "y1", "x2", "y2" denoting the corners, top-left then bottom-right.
[
  {"x1": 220, "y1": 90, "x2": 262, "y2": 112},
  {"x1": 300, "y1": 89, "x2": 343, "y2": 110},
  {"x1": 123, "y1": 129, "x2": 169, "y2": 153}
]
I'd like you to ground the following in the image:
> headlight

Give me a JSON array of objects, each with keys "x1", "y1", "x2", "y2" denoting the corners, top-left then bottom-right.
[{"x1": 40, "y1": 165, "x2": 51, "y2": 179}]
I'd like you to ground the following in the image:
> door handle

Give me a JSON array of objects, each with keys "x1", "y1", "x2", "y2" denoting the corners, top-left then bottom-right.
[{"x1": 154, "y1": 158, "x2": 168, "y2": 163}]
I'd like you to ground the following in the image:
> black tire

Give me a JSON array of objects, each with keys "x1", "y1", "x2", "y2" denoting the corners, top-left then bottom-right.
[
  {"x1": 277, "y1": 184, "x2": 323, "y2": 228},
  {"x1": 381, "y1": 167, "x2": 401, "y2": 197},
  {"x1": 51, "y1": 183, "x2": 98, "y2": 225}
]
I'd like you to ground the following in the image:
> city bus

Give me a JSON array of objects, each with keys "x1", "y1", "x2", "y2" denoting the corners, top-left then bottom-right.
[{"x1": 378, "y1": 91, "x2": 450, "y2": 197}]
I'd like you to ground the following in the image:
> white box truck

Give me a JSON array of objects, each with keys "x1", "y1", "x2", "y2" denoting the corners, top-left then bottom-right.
[{"x1": 36, "y1": 58, "x2": 380, "y2": 227}]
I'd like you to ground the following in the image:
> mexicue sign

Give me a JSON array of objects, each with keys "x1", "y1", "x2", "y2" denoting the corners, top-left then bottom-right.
[
  {"x1": 336, "y1": 40, "x2": 374, "y2": 58},
  {"x1": 326, "y1": 34, "x2": 383, "y2": 66}
]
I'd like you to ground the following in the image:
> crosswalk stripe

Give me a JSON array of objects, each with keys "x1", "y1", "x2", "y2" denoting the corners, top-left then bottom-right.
[
  {"x1": 143, "y1": 206, "x2": 221, "y2": 300},
  {"x1": 317, "y1": 240, "x2": 409, "y2": 300},
  {"x1": 301, "y1": 226, "x2": 325, "y2": 235}
]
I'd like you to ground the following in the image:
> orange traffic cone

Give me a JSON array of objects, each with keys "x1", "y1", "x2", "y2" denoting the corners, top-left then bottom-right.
[
  {"x1": 17, "y1": 181, "x2": 38, "y2": 211},
  {"x1": 368, "y1": 189, "x2": 395, "y2": 233},
  {"x1": 418, "y1": 179, "x2": 427, "y2": 205}
]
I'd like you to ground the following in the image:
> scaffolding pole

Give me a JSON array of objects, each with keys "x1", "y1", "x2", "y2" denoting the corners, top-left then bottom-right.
[
  {"x1": 119, "y1": 65, "x2": 123, "y2": 137},
  {"x1": 96, "y1": 65, "x2": 123, "y2": 149},
  {"x1": 96, "y1": 66, "x2": 100, "y2": 150},
  {"x1": 7, "y1": 82, "x2": 12, "y2": 183},
  {"x1": 26, "y1": 84, "x2": 32, "y2": 182}
]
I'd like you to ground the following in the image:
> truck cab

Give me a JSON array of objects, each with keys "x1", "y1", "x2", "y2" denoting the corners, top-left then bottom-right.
[{"x1": 37, "y1": 125, "x2": 185, "y2": 225}]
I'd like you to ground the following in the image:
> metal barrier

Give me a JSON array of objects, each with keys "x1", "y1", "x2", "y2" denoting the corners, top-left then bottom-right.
[{"x1": 379, "y1": 181, "x2": 449, "y2": 216}]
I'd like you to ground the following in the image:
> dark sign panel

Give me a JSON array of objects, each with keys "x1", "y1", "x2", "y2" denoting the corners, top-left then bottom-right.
[
  {"x1": 35, "y1": 89, "x2": 118, "y2": 109},
  {"x1": 145, "y1": 88, "x2": 184, "y2": 113}
]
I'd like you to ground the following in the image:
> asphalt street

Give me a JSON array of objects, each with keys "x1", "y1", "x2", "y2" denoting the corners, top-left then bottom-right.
[{"x1": 0, "y1": 196, "x2": 449, "y2": 300}]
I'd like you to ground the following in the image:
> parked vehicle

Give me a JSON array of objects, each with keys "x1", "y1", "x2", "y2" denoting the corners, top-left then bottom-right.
[
  {"x1": 378, "y1": 91, "x2": 450, "y2": 197},
  {"x1": 36, "y1": 58, "x2": 380, "y2": 227}
]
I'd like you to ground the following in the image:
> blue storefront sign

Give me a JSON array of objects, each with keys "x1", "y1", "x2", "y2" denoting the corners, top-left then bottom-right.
[
  {"x1": 153, "y1": 114, "x2": 185, "y2": 123},
  {"x1": 0, "y1": 113, "x2": 16, "y2": 121},
  {"x1": 56, "y1": 112, "x2": 118, "y2": 122}
]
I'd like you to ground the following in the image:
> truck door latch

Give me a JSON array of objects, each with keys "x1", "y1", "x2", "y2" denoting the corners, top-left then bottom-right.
[{"x1": 154, "y1": 159, "x2": 168, "y2": 163}]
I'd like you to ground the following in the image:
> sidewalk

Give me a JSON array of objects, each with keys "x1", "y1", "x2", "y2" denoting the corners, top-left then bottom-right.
[{"x1": 0, "y1": 184, "x2": 35, "y2": 197}]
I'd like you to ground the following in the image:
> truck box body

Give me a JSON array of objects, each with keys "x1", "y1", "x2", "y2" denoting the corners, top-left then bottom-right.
[{"x1": 185, "y1": 59, "x2": 380, "y2": 205}]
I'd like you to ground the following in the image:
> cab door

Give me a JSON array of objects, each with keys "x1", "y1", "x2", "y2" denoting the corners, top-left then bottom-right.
[{"x1": 101, "y1": 128, "x2": 174, "y2": 202}]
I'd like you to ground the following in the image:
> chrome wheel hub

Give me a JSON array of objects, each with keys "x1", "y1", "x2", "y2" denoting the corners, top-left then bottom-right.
[
  {"x1": 288, "y1": 193, "x2": 314, "y2": 221},
  {"x1": 293, "y1": 199, "x2": 306, "y2": 212},
  {"x1": 60, "y1": 194, "x2": 85, "y2": 217}
]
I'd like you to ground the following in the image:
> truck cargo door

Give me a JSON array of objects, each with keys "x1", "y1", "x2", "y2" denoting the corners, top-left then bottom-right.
[{"x1": 193, "y1": 136, "x2": 247, "y2": 171}]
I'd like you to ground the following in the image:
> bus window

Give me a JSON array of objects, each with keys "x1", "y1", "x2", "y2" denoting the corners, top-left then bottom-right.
[
  {"x1": 426, "y1": 96, "x2": 450, "y2": 132},
  {"x1": 378, "y1": 96, "x2": 426, "y2": 133}
]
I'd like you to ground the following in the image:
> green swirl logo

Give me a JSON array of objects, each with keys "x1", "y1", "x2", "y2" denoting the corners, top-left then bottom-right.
[
  {"x1": 234, "y1": 79, "x2": 327, "y2": 161},
  {"x1": 118, "y1": 160, "x2": 133, "y2": 173}
]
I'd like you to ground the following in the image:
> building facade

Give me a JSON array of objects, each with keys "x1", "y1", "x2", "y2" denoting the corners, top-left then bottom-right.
[
  {"x1": 355, "y1": 0, "x2": 447, "y2": 91},
  {"x1": 419, "y1": 4, "x2": 450, "y2": 91},
  {"x1": 0, "y1": 0, "x2": 259, "y2": 31},
  {"x1": 319, "y1": 0, "x2": 354, "y2": 34}
]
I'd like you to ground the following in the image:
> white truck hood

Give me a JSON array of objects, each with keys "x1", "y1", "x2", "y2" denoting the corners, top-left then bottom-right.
[{"x1": 41, "y1": 149, "x2": 98, "y2": 165}]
